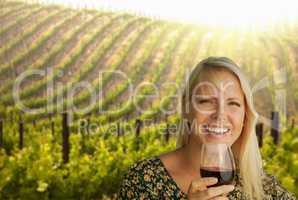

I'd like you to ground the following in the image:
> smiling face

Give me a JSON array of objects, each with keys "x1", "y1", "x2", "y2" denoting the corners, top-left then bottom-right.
[{"x1": 190, "y1": 67, "x2": 246, "y2": 145}]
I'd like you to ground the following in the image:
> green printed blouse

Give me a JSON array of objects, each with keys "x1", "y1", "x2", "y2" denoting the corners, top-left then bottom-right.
[{"x1": 117, "y1": 156, "x2": 296, "y2": 200}]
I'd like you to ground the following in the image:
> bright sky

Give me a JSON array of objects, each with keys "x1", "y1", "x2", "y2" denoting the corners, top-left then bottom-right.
[{"x1": 44, "y1": 0, "x2": 298, "y2": 28}]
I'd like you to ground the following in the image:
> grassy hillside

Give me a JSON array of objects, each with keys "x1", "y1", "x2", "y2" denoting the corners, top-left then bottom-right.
[{"x1": 0, "y1": 0, "x2": 297, "y2": 123}]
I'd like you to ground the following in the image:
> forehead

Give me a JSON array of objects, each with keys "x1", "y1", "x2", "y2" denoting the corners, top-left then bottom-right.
[{"x1": 192, "y1": 69, "x2": 244, "y2": 98}]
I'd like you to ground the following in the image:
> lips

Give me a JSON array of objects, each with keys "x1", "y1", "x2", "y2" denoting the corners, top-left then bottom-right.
[
  {"x1": 201, "y1": 124, "x2": 232, "y2": 139},
  {"x1": 206, "y1": 126, "x2": 229, "y2": 134}
]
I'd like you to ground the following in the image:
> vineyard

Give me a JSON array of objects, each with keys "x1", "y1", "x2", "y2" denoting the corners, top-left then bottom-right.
[{"x1": 0, "y1": 0, "x2": 298, "y2": 199}]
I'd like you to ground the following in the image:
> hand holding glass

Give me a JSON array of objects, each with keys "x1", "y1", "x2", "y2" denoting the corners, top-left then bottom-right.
[{"x1": 200, "y1": 143, "x2": 236, "y2": 187}]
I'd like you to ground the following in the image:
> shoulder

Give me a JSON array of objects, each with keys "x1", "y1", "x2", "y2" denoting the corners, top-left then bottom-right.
[
  {"x1": 117, "y1": 157, "x2": 162, "y2": 199},
  {"x1": 261, "y1": 171, "x2": 297, "y2": 200},
  {"x1": 125, "y1": 156, "x2": 162, "y2": 179},
  {"x1": 122, "y1": 156, "x2": 160, "y2": 182}
]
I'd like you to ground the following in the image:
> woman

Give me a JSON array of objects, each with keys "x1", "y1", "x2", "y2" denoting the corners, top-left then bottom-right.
[{"x1": 117, "y1": 57, "x2": 296, "y2": 200}]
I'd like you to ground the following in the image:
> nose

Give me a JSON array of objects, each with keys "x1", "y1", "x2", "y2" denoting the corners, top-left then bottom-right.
[{"x1": 211, "y1": 100, "x2": 227, "y2": 123}]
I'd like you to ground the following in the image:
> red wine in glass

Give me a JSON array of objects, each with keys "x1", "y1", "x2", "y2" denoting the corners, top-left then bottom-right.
[
  {"x1": 200, "y1": 143, "x2": 236, "y2": 187},
  {"x1": 200, "y1": 167, "x2": 236, "y2": 187}
]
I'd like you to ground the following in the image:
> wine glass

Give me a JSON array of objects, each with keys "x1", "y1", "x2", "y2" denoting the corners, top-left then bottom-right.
[{"x1": 200, "y1": 143, "x2": 236, "y2": 187}]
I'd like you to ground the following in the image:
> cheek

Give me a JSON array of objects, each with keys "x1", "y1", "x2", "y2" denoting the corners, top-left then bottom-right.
[
  {"x1": 194, "y1": 112, "x2": 209, "y2": 124},
  {"x1": 230, "y1": 110, "x2": 245, "y2": 132}
]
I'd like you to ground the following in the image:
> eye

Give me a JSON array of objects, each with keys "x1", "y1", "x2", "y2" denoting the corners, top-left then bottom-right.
[
  {"x1": 229, "y1": 101, "x2": 241, "y2": 107},
  {"x1": 198, "y1": 99, "x2": 212, "y2": 104}
]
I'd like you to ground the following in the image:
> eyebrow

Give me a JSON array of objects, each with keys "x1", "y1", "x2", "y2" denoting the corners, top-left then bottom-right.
[
  {"x1": 196, "y1": 96, "x2": 242, "y2": 101},
  {"x1": 195, "y1": 95, "x2": 217, "y2": 99},
  {"x1": 194, "y1": 92, "x2": 243, "y2": 100},
  {"x1": 226, "y1": 97, "x2": 242, "y2": 101}
]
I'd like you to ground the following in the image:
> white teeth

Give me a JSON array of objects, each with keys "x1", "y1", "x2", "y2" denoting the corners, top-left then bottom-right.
[{"x1": 206, "y1": 126, "x2": 229, "y2": 134}]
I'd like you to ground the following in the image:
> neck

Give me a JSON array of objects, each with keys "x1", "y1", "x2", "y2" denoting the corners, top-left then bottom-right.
[{"x1": 180, "y1": 134, "x2": 203, "y2": 175}]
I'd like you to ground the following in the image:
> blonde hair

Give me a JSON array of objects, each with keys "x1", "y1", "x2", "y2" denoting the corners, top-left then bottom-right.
[{"x1": 177, "y1": 57, "x2": 264, "y2": 200}]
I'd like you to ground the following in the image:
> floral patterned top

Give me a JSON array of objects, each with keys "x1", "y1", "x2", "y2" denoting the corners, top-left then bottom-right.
[{"x1": 117, "y1": 156, "x2": 296, "y2": 200}]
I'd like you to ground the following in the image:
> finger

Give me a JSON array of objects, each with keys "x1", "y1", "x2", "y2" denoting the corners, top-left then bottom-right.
[
  {"x1": 189, "y1": 177, "x2": 218, "y2": 193},
  {"x1": 194, "y1": 177, "x2": 218, "y2": 188},
  {"x1": 204, "y1": 185, "x2": 235, "y2": 199},
  {"x1": 202, "y1": 177, "x2": 219, "y2": 187},
  {"x1": 221, "y1": 192, "x2": 229, "y2": 197},
  {"x1": 211, "y1": 196, "x2": 229, "y2": 200}
]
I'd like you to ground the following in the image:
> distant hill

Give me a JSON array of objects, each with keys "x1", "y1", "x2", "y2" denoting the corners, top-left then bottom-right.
[{"x1": 0, "y1": 0, "x2": 297, "y2": 122}]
